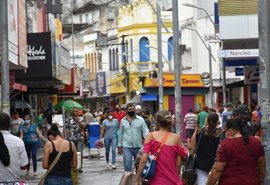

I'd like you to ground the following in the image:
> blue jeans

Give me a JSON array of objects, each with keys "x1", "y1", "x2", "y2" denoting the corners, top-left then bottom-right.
[
  {"x1": 72, "y1": 139, "x2": 83, "y2": 171},
  {"x1": 25, "y1": 141, "x2": 38, "y2": 172},
  {"x1": 104, "y1": 137, "x2": 117, "y2": 165},
  {"x1": 45, "y1": 175, "x2": 73, "y2": 185},
  {"x1": 123, "y1": 147, "x2": 140, "y2": 171}
]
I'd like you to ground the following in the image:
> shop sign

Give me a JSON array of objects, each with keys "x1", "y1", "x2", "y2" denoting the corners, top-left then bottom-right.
[
  {"x1": 144, "y1": 74, "x2": 205, "y2": 87},
  {"x1": 244, "y1": 65, "x2": 260, "y2": 84},
  {"x1": 18, "y1": 0, "x2": 27, "y2": 67},
  {"x1": 109, "y1": 77, "x2": 125, "y2": 94},
  {"x1": 217, "y1": 49, "x2": 259, "y2": 58},
  {"x1": 8, "y1": 0, "x2": 19, "y2": 65},
  {"x1": 235, "y1": 68, "x2": 244, "y2": 76},
  {"x1": 96, "y1": 72, "x2": 106, "y2": 95}
]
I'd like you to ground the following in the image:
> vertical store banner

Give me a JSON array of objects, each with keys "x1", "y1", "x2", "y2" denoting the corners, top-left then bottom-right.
[
  {"x1": 8, "y1": 0, "x2": 18, "y2": 65},
  {"x1": 96, "y1": 72, "x2": 106, "y2": 95},
  {"x1": 18, "y1": 0, "x2": 27, "y2": 67}
]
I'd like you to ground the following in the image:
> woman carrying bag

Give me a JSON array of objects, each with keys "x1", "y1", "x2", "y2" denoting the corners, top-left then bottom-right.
[
  {"x1": 42, "y1": 124, "x2": 77, "y2": 185},
  {"x1": 189, "y1": 113, "x2": 222, "y2": 185},
  {"x1": 20, "y1": 114, "x2": 47, "y2": 176},
  {"x1": 136, "y1": 110, "x2": 187, "y2": 185}
]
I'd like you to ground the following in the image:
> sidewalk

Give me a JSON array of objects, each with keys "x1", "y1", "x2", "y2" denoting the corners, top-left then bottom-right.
[{"x1": 22, "y1": 147, "x2": 124, "y2": 185}]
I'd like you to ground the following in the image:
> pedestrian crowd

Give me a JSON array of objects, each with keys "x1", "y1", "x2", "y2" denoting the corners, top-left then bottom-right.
[{"x1": 0, "y1": 100, "x2": 266, "y2": 185}]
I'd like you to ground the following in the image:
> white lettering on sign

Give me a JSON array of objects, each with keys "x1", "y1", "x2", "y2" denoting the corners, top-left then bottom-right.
[
  {"x1": 217, "y1": 49, "x2": 259, "y2": 58},
  {"x1": 27, "y1": 45, "x2": 46, "y2": 60}
]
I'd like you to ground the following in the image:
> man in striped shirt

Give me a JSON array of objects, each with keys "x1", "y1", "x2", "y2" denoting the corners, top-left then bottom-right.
[{"x1": 184, "y1": 108, "x2": 197, "y2": 145}]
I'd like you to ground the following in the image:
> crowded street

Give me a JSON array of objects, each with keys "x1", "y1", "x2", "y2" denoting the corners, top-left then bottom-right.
[{"x1": 1, "y1": 0, "x2": 270, "y2": 185}]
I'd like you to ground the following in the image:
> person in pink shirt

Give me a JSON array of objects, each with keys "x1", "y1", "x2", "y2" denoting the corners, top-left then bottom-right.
[{"x1": 136, "y1": 110, "x2": 187, "y2": 185}]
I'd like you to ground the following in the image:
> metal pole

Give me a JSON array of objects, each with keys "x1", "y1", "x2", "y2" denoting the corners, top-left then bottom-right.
[
  {"x1": 208, "y1": 44, "x2": 214, "y2": 108},
  {"x1": 71, "y1": 0, "x2": 75, "y2": 68},
  {"x1": 121, "y1": 35, "x2": 129, "y2": 103},
  {"x1": 157, "y1": 3, "x2": 163, "y2": 110},
  {"x1": 172, "y1": 0, "x2": 182, "y2": 135},
  {"x1": 1, "y1": 0, "x2": 10, "y2": 115},
  {"x1": 222, "y1": 59, "x2": 226, "y2": 105},
  {"x1": 258, "y1": 0, "x2": 270, "y2": 184}
]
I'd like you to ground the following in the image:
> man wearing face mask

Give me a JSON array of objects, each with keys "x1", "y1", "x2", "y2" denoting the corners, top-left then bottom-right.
[
  {"x1": 118, "y1": 103, "x2": 149, "y2": 172},
  {"x1": 100, "y1": 109, "x2": 119, "y2": 169},
  {"x1": 113, "y1": 104, "x2": 126, "y2": 128}
]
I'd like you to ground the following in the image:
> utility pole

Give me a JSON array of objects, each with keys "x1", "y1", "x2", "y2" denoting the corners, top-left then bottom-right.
[
  {"x1": 258, "y1": 0, "x2": 270, "y2": 184},
  {"x1": 121, "y1": 35, "x2": 129, "y2": 103},
  {"x1": 157, "y1": 3, "x2": 163, "y2": 110},
  {"x1": 208, "y1": 44, "x2": 214, "y2": 108},
  {"x1": 0, "y1": 0, "x2": 10, "y2": 115},
  {"x1": 71, "y1": 0, "x2": 75, "y2": 68},
  {"x1": 172, "y1": 0, "x2": 182, "y2": 135}
]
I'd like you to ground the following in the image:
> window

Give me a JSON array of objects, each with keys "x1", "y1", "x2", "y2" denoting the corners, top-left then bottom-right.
[
  {"x1": 79, "y1": 14, "x2": 82, "y2": 23},
  {"x1": 168, "y1": 37, "x2": 173, "y2": 61},
  {"x1": 115, "y1": 48, "x2": 119, "y2": 70},
  {"x1": 109, "y1": 49, "x2": 112, "y2": 70},
  {"x1": 130, "y1": 39, "x2": 133, "y2": 62},
  {"x1": 112, "y1": 49, "x2": 115, "y2": 70},
  {"x1": 139, "y1": 37, "x2": 150, "y2": 62}
]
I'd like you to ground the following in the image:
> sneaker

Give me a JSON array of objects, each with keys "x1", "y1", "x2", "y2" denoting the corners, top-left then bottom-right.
[
  {"x1": 34, "y1": 172, "x2": 38, "y2": 176},
  {"x1": 112, "y1": 165, "x2": 116, "y2": 169},
  {"x1": 78, "y1": 169, "x2": 83, "y2": 173},
  {"x1": 106, "y1": 162, "x2": 110, "y2": 169}
]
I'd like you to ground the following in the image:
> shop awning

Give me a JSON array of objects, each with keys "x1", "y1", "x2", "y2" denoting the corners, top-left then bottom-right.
[
  {"x1": 141, "y1": 94, "x2": 157, "y2": 101},
  {"x1": 224, "y1": 59, "x2": 257, "y2": 66},
  {"x1": 12, "y1": 83, "x2": 27, "y2": 92}
]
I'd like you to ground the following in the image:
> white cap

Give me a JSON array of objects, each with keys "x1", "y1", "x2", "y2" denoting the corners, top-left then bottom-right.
[{"x1": 135, "y1": 105, "x2": 142, "y2": 110}]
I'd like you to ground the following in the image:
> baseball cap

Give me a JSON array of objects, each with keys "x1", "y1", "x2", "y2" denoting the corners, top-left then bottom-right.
[
  {"x1": 135, "y1": 105, "x2": 142, "y2": 110},
  {"x1": 236, "y1": 105, "x2": 250, "y2": 118}
]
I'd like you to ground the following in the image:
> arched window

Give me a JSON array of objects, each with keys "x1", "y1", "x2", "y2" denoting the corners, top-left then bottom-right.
[
  {"x1": 168, "y1": 37, "x2": 173, "y2": 61},
  {"x1": 109, "y1": 49, "x2": 112, "y2": 70},
  {"x1": 112, "y1": 48, "x2": 115, "y2": 70},
  {"x1": 130, "y1": 39, "x2": 133, "y2": 62},
  {"x1": 139, "y1": 37, "x2": 150, "y2": 62},
  {"x1": 116, "y1": 48, "x2": 119, "y2": 70}
]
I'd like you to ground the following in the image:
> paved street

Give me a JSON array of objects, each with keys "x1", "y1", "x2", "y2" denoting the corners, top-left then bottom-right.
[{"x1": 22, "y1": 147, "x2": 124, "y2": 185}]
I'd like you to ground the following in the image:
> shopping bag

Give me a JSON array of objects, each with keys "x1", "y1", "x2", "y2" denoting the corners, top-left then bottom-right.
[{"x1": 119, "y1": 169, "x2": 138, "y2": 185}]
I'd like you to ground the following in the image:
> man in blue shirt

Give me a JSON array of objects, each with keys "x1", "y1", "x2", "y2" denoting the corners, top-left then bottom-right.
[{"x1": 221, "y1": 103, "x2": 234, "y2": 129}]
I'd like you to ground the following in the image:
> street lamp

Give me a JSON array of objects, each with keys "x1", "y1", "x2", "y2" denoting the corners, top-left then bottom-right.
[
  {"x1": 182, "y1": 2, "x2": 215, "y2": 27},
  {"x1": 181, "y1": 26, "x2": 215, "y2": 108}
]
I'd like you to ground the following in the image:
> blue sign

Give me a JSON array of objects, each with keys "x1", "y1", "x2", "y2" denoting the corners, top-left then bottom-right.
[
  {"x1": 96, "y1": 72, "x2": 106, "y2": 95},
  {"x1": 235, "y1": 68, "x2": 244, "y2": 76}
]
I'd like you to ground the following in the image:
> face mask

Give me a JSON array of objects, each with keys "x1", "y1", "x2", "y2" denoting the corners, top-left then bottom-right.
[
  {"x1": 24, "y1": 120, "x2": 31, "y2": 124},
  {"x1": 94, "y1": 112, "x2": 98, "y2": 117},
  {"x1": 98, "y1": 112, "x2": 103, "y2": 116},
  {"x1": 128, "y1": 111, "x2": 136, "y2": 117},
  {"x1": 108, "y1": 116, "x2": 113, "y2": 120}
]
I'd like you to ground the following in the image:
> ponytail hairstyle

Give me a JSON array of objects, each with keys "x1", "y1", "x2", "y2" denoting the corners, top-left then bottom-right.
[
  {"x1": 207, "y1": 113, "x2": 219, "y2": 136},
  {"x1": 155, "y1": 110, "x2": 172, "y2": 130},
  {"x1": 225, "y1": 119, "x2": 249, "y2": 144},
  {"x1": 47, "y1": 124, "x2": 61, "y2": 137}
]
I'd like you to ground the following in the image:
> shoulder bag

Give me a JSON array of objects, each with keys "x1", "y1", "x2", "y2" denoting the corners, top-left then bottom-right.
[
  {"x1": 38, "y1": 141, "x2": 65, "y2": 185},
  {"x1": 184, "y1": 128, "x2": 204, "y2": 170},
  {"x1": 142, "y1": 132, "x2": 170, "y2": 180}
]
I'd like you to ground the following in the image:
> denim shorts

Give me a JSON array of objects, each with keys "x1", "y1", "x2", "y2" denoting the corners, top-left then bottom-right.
[{"x1": 45, "y1": 176, "x2": 73, "y2": 185}]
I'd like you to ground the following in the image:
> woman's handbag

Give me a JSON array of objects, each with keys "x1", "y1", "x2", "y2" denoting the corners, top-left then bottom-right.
[
  {"x1": 38, "y1": 142, "x2": 65, "y2": 185},
  {"x1": 183, "y1": 129, "x2": 204, "y2": 171},
  {"x1": 119, "y1": 168, "x2": 139, "y2": 185},
  {"x1": 142, "y1": 132, "x2": 170, "y2": 180}
]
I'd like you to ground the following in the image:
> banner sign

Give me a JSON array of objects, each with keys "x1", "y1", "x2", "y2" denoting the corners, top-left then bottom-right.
[{"x1": 96, "y1": 72, "x2": 106, "y2": 95}]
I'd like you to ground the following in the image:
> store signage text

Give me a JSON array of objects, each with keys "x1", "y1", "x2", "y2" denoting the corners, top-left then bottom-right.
[
  {"x1": 27, "y1": 45, "x2": 46, "y2": 60},
  {"x1": 217, "y1": 49, "x2": 259, "y2": 58}
]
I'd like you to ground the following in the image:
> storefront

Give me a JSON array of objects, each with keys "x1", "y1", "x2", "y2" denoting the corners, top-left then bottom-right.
[{"x1": 144, "y1": 74, "x2": 208, "y2": 140}]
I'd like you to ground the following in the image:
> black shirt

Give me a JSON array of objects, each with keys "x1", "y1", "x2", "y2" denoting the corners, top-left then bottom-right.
[{"x1": 48, "y1": 141, "x2": 73, "y2": 177}]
